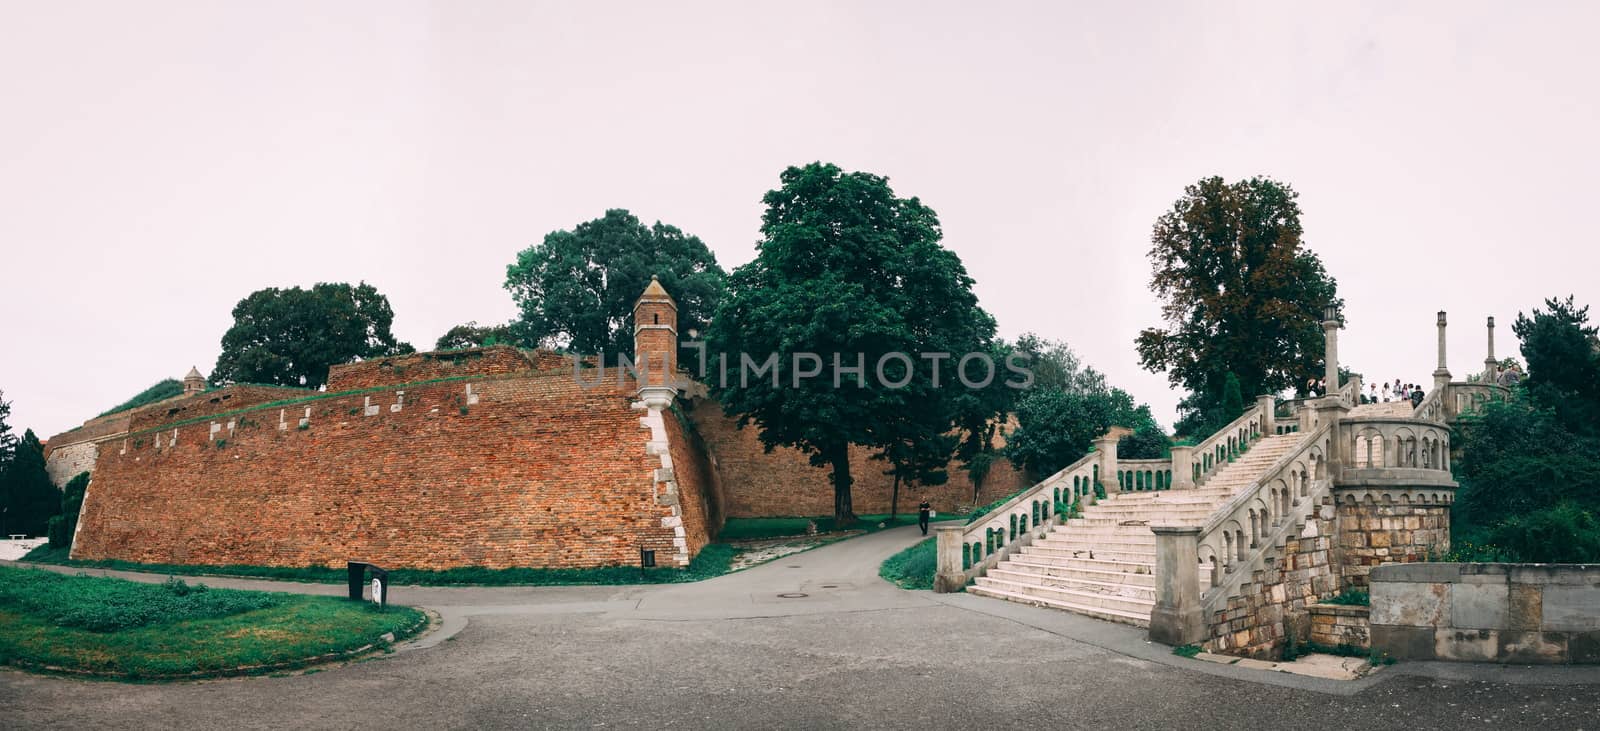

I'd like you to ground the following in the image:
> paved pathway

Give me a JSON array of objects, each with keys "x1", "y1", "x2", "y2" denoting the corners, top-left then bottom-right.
[{"x1": 4, "y1": 523, "x2": 1598, "y2": 730}]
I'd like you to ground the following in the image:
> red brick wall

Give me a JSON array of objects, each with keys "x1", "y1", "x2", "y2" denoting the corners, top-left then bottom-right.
[
  {"x1": 684, "y1": 398, "x2": 1026, "y2": 518},
  {"x1": 127, "y1": 385, "x2": 311, "y2": 432},
  {"x1": 324, "y1": 345, "x2": 559, "y2": 393},
  {"x1": 72, "y1": 373, "x2": 701, "y2": 570},
  {"x1": 663, "y1": 406, "x2": 723, "y2": 549}
]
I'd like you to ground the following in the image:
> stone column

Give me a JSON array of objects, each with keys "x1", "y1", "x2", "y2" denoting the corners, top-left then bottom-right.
[
  {"x1": 1323, "y1": 307, "x2": 1341, "y2": 393},
  {"x1": 934, "y1": 526, "x2": 966, "y2": 593},
  {"x1": 1257, "y1": 395, "x2": 1276, "y2": 435},
  {"x1": 1094, "y1": 432, "x2": 1121, "y2": 495},
  {"x1": 1169, "y1": 445, "x2": 1195, "y2": 490},
  {"x1": 1149, "y1": 526, "x2": 1207, "y2": 646},
  {"x1": 1433, "y1": 311, "x2": 1452, "y2": 391},
  {"x1": 1484, "y1": 316, "x2": 1498, "y2": 383}
]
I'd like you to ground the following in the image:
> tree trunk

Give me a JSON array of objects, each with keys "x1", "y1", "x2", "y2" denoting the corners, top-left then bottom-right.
[
  {"x1": 889, "y1": 474, "x2": 902, "y2": 521},
  {"x1": 830, "y1": 444, "x2": 856, "y2": 527}
]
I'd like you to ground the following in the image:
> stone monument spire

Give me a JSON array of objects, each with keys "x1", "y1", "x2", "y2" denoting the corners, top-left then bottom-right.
[{"x1": 183, "y1": 366, "x2": 206, "y2": 394}]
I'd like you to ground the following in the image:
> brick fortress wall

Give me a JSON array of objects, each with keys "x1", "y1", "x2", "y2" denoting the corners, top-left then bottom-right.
[
  {"x1": 72, "y1": 367, "x2": 716, "y2": 570},
  {"x1": 685, "y1": 398, "x2": 1026, "y2": 518}
]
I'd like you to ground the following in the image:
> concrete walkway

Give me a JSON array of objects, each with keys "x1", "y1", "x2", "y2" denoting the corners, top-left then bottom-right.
[{"x1": 5, "y1": 523, "x2": 1598, "y2": 730}]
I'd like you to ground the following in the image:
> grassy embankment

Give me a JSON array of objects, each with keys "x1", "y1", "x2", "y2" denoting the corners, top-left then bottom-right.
[{"x1": 0, "y1": 564, "x2": 425, "y2": 680}]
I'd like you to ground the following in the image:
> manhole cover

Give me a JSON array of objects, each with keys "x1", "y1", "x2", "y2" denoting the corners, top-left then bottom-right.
[
  {"x1": 787, "y1": 565, "x2": 802, "y2": 568},
  {"x1": 820, "y1": 585, "x2": 837, "y2": 589},
  {"x1": 777, "y1": 592, "x2": 809, "y2": 599}
]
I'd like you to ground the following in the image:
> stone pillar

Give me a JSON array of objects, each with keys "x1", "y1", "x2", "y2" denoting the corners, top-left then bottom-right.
[
  {"x1": 1484, "y1": 316, "x2": 1498, "y2": 383},
  {"x1": 1433, "y1": 311, "x2": 1452, "y2": 392},
  {"x1": 1169, "y1": 445, "x2": 1195, "y2": 490},
  {"x1": 1257, "y1": 395, "x2": 1276, "y2": 435},
  {"x1": 1149, "y1": 526, "x2": 1207, "y2": 646},
  {"x1": 1323, "y1": 306, "x2": 1341, "y2": 393},
  {"x1": 934, "y1": 526, "x2": 966, "y2": 593},
  {"x1": 1313, "y1": 397, "x2": 1351, "y2": 478},
  {"x1": 1094, "y1": 432, "x2": 1121, "y2": 495}
]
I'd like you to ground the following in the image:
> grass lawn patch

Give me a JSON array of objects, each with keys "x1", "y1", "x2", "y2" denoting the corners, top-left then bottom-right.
[
  {"x1": 21, "y1": 542, "x2": 740, "y2": 587},
  {"x1": 0, "y1": 565, "x2": 424, "y2": 680},
  {"x1": 879, "y1": 537, "x2": 937, "y2": 590}
]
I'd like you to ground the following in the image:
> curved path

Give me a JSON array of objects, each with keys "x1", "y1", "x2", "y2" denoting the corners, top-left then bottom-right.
[{"x1": 4, "y1": 524, "x2": 1597, "y2": 730}]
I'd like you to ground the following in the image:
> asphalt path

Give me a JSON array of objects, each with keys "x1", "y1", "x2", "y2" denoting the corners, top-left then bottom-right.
[{"x1": 4, "y1": 522, "x2": 1597, "y2": 730}]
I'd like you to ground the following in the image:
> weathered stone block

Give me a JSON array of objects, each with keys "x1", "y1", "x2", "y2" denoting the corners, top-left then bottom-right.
[
  {"x1": 1569, "y1": 630, "x2": 1600, "y2": 664},
  {"x1": 1498, "y1": 630, "x2": 1568, "y2": 664},
  {"x1": 1451, "y1": 583, "x2": 1509, "y2": 629},
  {"x1": 1542, "y1": 585, "x2": 1600, "y2": 632},
  {"x1": 1372, "y1": 581, "x2": 1449, "y2": 626},
  {"x1": 1507, "y1": 584, "x2": 1543, "y2": 631},
  {"x1": 1437, "y1": 628, "x2": 1498, "y2": 662},
  {"x1": 1371, "y1": 624, "x2": 1435, "y2": 660}
]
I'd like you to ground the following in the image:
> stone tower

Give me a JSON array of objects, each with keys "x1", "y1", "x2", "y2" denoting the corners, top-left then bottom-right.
[
  {"x1": 632, "y1": 275, "x2": 679, "y2": 408},
  {"x1": 183, "y1": 366, "x2": 206, "y2": 394}
]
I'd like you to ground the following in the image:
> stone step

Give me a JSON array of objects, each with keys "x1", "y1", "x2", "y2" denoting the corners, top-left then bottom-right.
[
  {"x1": 967, "y1": 584, "x2": 1152, "y2": 627},
  {"x1": 972, "y1": 576, "x2": 1156, "y2": 619},
  {"x1": 1039, "y1": 534, "x2": 1156, "y2": 549},
  {"x1": 995, "y1": 560, "x2": 1160, "y2": 585},
  {"x1": 1003, "y1": 555, "x2": 1158, "y2": 575},
  {"x1": 986, "y1": 569, "x2": 1160, "y2": 600},
  {"x1": 1020, "y1": 545, "x2": 1154, "y2": 564}
]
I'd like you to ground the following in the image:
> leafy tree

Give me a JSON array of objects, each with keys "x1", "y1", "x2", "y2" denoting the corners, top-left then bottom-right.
[
  {"x1": 1005, "y1": 386, "x2": 1164, "y2": 478},
  {"x1": 505, "y1": 209, "x2": 725, "y2": 364},
  {"x1": 212, "y1": 282, "x2": 413, "y2": 390},
  {"x1": 1513, "y1": 296, "x2": 1600, "y2": 436},
  {"x1": 47, "y1": 472, "x2": 90, "y2": 549},
  {"x1": 1, "y1": 430, "x2": 57, "y2": 537},
  {"x1": 1011, "y1": 333, "x2": 1105, "y2": 394},
  {"x1": 435, "y1": 321, "x2": 513, "y2": 351},
  {"x1": 1136, "y1": 176, "x2": 1340, "y2": 427},
  {"x1": 0, "y1": 389, "x2": 14, "y2": 462},
  {"x1": 874, "y1": 428, "x2": 955, "y2": 520},
  {"x1": 707, "y1": 163, "x2": 998, "y2": 526}
]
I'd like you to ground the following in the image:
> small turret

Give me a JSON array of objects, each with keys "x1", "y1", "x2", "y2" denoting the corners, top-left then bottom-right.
[
  {"x1": 183, "y1": 366, "x2": 206, "y2": 394},
  {"x1": 632, "y1": 275, "x2": 679, "y2": 408}
]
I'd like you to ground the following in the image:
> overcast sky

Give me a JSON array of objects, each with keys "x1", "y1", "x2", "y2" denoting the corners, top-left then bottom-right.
[{"x1": 3, "y1": 1, "x2": 1597, "y2": 439}]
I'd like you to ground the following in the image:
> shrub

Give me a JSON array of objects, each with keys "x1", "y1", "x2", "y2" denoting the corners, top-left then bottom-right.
[
  {"x1": 1325, "y1": 588, "x2": 1369, "y2": 606},
  {"x1": 879, "y1": 538, "x2": 937, "y2": 590},
  {"x1": 1489, "y1": 503, "x2": 1600, "y2": 563}
]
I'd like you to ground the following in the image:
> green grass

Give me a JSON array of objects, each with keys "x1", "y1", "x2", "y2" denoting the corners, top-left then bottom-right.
[
  {"x1": 96, "y1": 379, "x2": 187, "y2": 418},
  {"x1": 22, "y1": 542, "x2": 740, "y2": 587},
  {"x1": 0, "y1": 565, "x2": 423, "y2": 680},
  {"x1": 878, "y1": 537, "x2": 937, "y2": 590},
  {"x1": 721, "y1": 513, "x2": 953, "y2": 541}
]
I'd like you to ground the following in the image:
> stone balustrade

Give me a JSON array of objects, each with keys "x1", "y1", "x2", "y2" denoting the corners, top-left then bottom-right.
[
  {"x1": 1337, "y1": 417, "x2": 1456, "y2": 489},
  {"x1": 1188, "y1": 403, "x2": 1269, "y2": 488},
  {"x1": 935, "y1": 451, "x2": 1098, "y2": 592}
]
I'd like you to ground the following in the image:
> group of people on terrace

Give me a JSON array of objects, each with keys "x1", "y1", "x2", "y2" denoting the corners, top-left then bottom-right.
[{"x1": 1371, "y1": 379, "x2": 1425, "y2": 405}]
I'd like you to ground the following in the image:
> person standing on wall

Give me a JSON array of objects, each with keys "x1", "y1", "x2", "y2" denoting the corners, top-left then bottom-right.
[{"x1": 918, "y1": 498, "x2": 932, "y2": 536}]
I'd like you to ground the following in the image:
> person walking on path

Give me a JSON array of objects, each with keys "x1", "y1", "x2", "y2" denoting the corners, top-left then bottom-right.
[{"x1": 918, "y1": 499, "x2": 932, "y2": 536}]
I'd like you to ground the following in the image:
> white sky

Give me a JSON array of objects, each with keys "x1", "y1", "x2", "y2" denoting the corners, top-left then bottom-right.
[{"x1": 2, "y1": 1, "x2": 1597, "y2": 438}]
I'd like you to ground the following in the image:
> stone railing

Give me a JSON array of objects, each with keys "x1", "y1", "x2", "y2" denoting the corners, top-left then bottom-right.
[
  {"x1": 1188, "y1": 403, "x2": 1267, "y2": 488},
  {"x1": 934, "y1": 451, "x2": 1099, "y2": 592},
  {"x1": 1338, "y1": 416, "x2": 1455, "y2": 486},
  {"x1": 1117, "y1": 459, "x2": 1174, "y2": 492},
  {"x1": 1149, "y1": 423, "x2": 1332, "y2": 645},
  {"x1": 1411, "y1": 387, "x2": 1447, "y2": 423},
  {"x1": 1445, "y1": 381, "x2": 1505, "y2": 420}
]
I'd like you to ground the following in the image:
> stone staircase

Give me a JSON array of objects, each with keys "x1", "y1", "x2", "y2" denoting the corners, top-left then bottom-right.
[{"x1": 967, "y1": 432, "x2": 1310, "y2": 626}]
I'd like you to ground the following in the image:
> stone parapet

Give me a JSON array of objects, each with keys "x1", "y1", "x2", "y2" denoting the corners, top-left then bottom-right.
[{"x1": 1369, "y1": 563, "x2": 1600, "y2": 664}]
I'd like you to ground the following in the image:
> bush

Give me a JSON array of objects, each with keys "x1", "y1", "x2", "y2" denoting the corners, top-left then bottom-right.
[
  {"x1": 1489, "y1": 503, "x2": 1600, "y2": 563},
  {"x1": 47, "y1": 472, "x2": 90, "y2": 550},
  {"x1": 1325, "y1": 588, "x2": 1369, "y2": 606},
  {"x1": 878, "y1": 538, "x2": 937, "y2": 590}
]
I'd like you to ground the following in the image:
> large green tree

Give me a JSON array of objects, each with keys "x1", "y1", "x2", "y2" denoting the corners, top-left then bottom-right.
[
  {"x1": 1135, "y1": 176, "x2": 1340, "y2": 433},
  {"x1": 1513, "y1": 295, "x2": 1600, "y2": 436},
  {"x1": 707, "y1": 163, "x2": 1000, "y2": 525},
  {"x1": 1, "y1": 430, "x2": 58, "y2": 537},
  {"x1": 212, "y1": 282, "x2": 413, "y2": 390},
  {"x1": 1005, "y1": 385, "x2": 1164, "y2": 479},
  {"x1": 505, "y1": 209, "x2": 725, "y2": 363}
]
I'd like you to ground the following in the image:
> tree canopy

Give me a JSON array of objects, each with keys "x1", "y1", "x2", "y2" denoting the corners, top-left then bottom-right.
[
  {"x1": 1, "y1": 429, "x2": 57, "y2": 537},
  {"x1": 211, "y1": 282, "x2": 413, "y2": 390},
  {"x1": 706, "y1": 163, "x2": 1000, "y2": 525},
  {"x1": 434, "y1": 321, "x2": 514, "y2": 351},
  {"x1": 1452, "y1": 294, "x2": 1600, "y2": 562},
  {"x1": 1135, "y1": 176, "x2": 1340, "y2": 435},
  {"x1": 505, "y1": 209, "x2": 725, "y2": 363}
]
